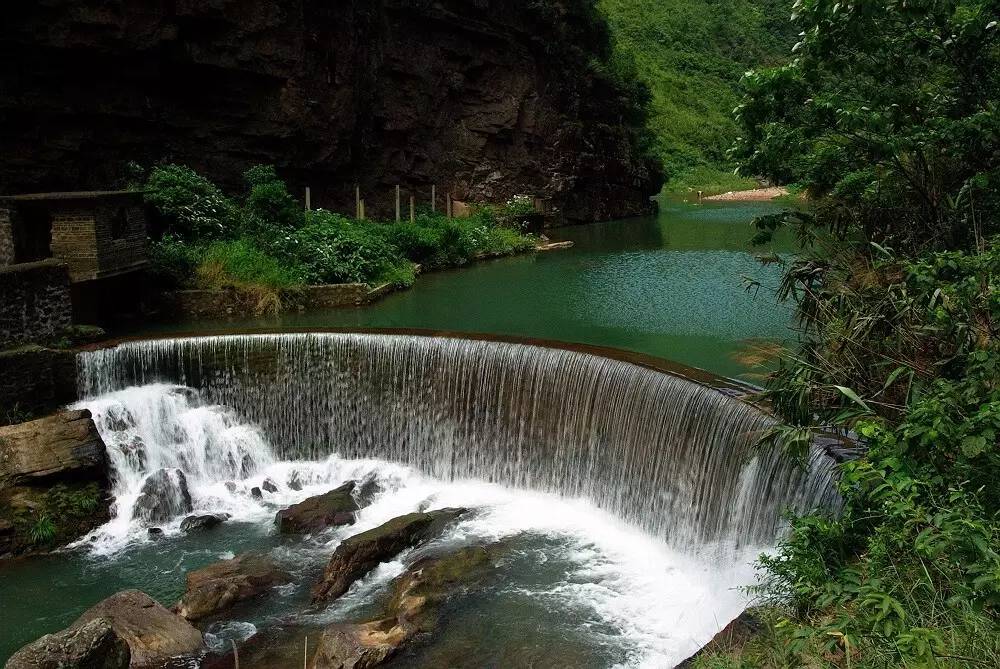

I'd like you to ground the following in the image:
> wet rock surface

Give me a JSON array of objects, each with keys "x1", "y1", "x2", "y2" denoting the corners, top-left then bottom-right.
[
  {"x1": 177, "y1": 552, "x2": 292, "y2": 621},
  {"x1": 312, "y1": 544, "x2": 502, "y2": 668},
  {"x1": 180, "y1": 513, "x2": 230, "y2": 533},
  {"x1": 71, "y1": 590, "x2": 202, "y2": 667},
  {"x1": 133, "y1": 468, "x2": 192, "y2": 524},
  {"x1": 5, "y1": 616, "x2": 130, "y2": 669},
  {"x1": 276, "y1": 481, "x2": 360, "y2": 534},
  {"x1": 311, "y1": 508, "x2": 467, "y2": 603}
]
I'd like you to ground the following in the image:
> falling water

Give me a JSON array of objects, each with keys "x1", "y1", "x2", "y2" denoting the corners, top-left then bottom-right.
[{"x1": 77, "y1": 333, "x2": 840, "y2": 552}]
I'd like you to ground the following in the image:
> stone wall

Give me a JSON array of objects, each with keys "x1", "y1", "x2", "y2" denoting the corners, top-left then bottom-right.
[
  {"x1": 0, "y1": 208, "x2": 13, "y2": 266},
  {"x1": 0, "y1": 346, "x2": 77, "y2": 423},
  {"x1": 161, "y1": 283, "x2": 381, "y2": 320},
  {"x1": 0, "y1": 259, "x2": 72, "y2": 349},
  {"x1": 49, "y1": 212, "x2": 98, "y2": 281},
  {"x1": 49, "y1": 200, "x2": 147, "y2": 282}
]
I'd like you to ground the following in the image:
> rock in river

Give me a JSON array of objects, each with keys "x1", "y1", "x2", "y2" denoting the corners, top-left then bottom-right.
[
  {"x1": 312, "y1": 544, "x2": 502, "y2": 668},
  {"x1": 177, "y1": 552, "x2": 292, "y2": 621},
  {"x1": 276, "y1": 481, "x2": 359, "y2": 534},
  {"x1": 5, "y1": 616, "x2": 130, "y2": 669},
  {"x1": 133, "y1": 468, "x2": 192, "y2": 524},
  {"x1": 180, "y1": 513, "x2": 230, "y2": 533},
  {"x1": 9, "y1": 589, "x2": 203, "y2": 668},
  {"x1": 311, "y1": 508, "x2": 467, "y2": 603}
]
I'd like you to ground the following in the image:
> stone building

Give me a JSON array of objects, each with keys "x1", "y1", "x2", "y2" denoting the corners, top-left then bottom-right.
[
  {"x1": 0, "y1": 191, "x2": 148, "y2": 282},
  {"x1": 0, "y1": 191, "x2": 148, "y2": 349}
]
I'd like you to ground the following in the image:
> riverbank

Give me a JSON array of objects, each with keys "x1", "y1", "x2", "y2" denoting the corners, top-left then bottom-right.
[{"x1": 703, "y1": 186, "x2": 788, "y2": 201}]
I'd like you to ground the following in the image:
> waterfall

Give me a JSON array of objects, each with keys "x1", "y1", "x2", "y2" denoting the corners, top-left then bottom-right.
[{"x1": 76, "y1": 333, "x2": 840, "y2": 552}]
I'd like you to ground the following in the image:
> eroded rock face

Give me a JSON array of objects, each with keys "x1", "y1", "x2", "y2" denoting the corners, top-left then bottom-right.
[
  {"x1": 133, "y1": 468, "x2": 192, "y2": 523},
  {"x1": 276, "y1": 481, "x2": 359, "y2": 534},
  {"x1": 312, "y1": 544, "x2": 501, "y2": 669},
  {"x1": 311, "y1": 508, "x2": 467, "y2": 603},
  {"x1": 0, "y1": 1, "x2": 662, "y2": 223},
  {"x1": 72, "y1": 590, "x2": 202, "y2": 667},
  {"x1": 6, "y1": 617, "x2": 130, "y2": 669},
  {"x1": 177, "y1": 552, "x2": 292, "y2": 621},
  {"x1": 0, "y1": 409, "x2": 111, "y2": 557}
]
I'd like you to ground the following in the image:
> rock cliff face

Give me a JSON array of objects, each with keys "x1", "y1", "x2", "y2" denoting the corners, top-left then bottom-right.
[{"x1": 0, "y1": 0, "x2": 662, "y2": 222}]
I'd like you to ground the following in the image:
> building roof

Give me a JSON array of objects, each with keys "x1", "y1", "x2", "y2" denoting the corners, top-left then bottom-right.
[{"x1": 0, "y1": 190, "x2": 145, "y2": 203}]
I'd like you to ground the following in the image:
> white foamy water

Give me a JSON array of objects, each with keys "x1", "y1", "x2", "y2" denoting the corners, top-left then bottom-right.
[{"x1": 72, "y1": 382, "x2": 771, "y2": 666}]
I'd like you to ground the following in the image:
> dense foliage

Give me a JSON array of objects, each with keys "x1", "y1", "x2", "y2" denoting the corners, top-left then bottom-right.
[
  {"x1": 599, "y1": 0, "x2": 795, "y2": 191},
  {"x1": 142, "y1": 165, "x2": 537, "y2": 314},
  {"x1": 694, "y1": 2, "x2": 1000, "y2": 667}
]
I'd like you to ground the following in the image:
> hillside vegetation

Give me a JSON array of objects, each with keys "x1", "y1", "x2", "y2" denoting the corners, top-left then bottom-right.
[{"x1": 599, "y1": 0, "x2": 795, "y2": 193}]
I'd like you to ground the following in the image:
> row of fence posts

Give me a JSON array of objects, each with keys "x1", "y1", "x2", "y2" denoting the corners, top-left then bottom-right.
[{"x1": 302, "y1": 184, "x2": 455, "y2": 221}]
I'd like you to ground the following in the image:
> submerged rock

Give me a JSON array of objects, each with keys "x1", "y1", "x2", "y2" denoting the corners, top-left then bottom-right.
[
  {"x1": 224, "y1": 481, "x2": 238, "y2": 494},
  {"x1": 287, "y1": 471, "x2": 304, "y2": 491},
  {"x1": 311, "y1": 508, "x2": 467, "y2": 603},
  {"x1": 147, "y1": 527, "x2": 164, "y2": 539},
  {"x1": 177, "y1": 552, "x2": 292, "y2": 621},
  {"x1": 6, "y1": 616, "x2": 130, "y2": 669},
  {"x1": 312, "y1": 544, "x2": 501, "y2": 668},
  {"x1": 276, "y1": 481, "x2": 359, "y2": 534},
  {"x1": 180, "y1": 513, "x2": 230, "y2": 533},
  {"x1": 261, "y1": 478, "x2": 279, "y2": 493},
  {"x1": 71, "y1": 590, "x2": 202, "y2": 667},
  {"x1": 133, "y1": 468, "x2": 192, "y2": 523},
  {"x1": 250, "y1": 486, "x2": 263, "y2": 500}
]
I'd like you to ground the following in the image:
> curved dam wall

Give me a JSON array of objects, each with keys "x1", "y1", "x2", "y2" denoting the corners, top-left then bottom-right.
[{"x1": 77, "y1": 333, "x2": 840, "y2": 551}]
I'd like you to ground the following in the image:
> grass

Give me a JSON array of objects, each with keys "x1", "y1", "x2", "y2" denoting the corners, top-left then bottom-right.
[{"x1": 599, "y1": 0, "x2": 794, "y2": 192}]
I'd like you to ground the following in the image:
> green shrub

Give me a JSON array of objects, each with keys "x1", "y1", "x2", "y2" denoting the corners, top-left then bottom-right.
[
  {"x1": 144, "y1": 165, "x2": 236, "y2": 239},
  {"x1": 288, "y1": 211, "x2": 400, "y2": 284},
  {"x1": 148, "y1": 234, "x2": 203, "y2": 287},
  {"x1": 28, "y1": 515, "x2": 56, "y2": 545},
  {"x1": 242, "y1": 164, "x2": 303, "y2": 231}
]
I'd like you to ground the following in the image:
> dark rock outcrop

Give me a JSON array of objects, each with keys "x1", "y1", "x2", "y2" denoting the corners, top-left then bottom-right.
[
  {"x1": 311, "y1": 508, "x2": 467, "y2": 603},
  {"x1": 261, "y1": 477, "x2": 279, "y2": 493},
  {"x1": 0, "y1": 1, "x2": 662, "y2": 223},
  {"x1": 312, "y1": 544, "x2": 501, "y2": 669},
  {"x1": 72, "y1": 590, "x2": 202, "y2": 667},
  {"x1": 0, "y1": 409, "x2": 111, "y2": 557},
  {"x1": 180, "y1": 513, "x2": 229, "y2": 533},
  {"x1": 276, "y1": 481, "x2": 359, "y2": 534},
  {"x1": 133, "y1": 468, "x2": 192, "y2": 524},
  {"x1": 5, "y1": 617, "x2": 130, "y2": 669},
  {"x1": 176, "y1": 552, "x2": 292, "y2": 621}
]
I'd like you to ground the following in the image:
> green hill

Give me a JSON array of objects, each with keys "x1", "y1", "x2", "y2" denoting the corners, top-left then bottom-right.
[{"x1": 599, "y1": 0, "x2": 794, "y2": 193}]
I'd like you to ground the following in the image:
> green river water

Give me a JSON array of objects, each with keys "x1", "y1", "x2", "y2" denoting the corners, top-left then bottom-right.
[{"x1": 137, "y1": 198, "x2": 794, "y2": 380}]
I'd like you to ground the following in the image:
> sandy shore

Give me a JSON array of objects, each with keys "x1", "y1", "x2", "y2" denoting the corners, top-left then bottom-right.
[{"x1": 702, "y1": 186, "x2": 788, "y2": 202}]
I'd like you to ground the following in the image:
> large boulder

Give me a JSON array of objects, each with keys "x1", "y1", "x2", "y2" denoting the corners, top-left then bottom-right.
[
  {"x1": 133, "y1": 469, "x2": 192, "y2": 524},
  {"x1": 5, "y1": 617, "x2": 130, "y2": 669},
  {"x1": 312, "y1": 544, "x2": 501, "y2": 669},
  {"x1": 60, "y1": 590, "x2": 202, "y2": 668},
  {"x1": 0, "y1": 410, "x2": 112, "y2": 557},
  {"x1": 311, "y1": 508, "x2": 466, "y2": 603},
  {"x1": 276, "y1": 481, "x2": 359, "y2": 534},
  {"x1": 177, "y1": 552, "x2": 293, "y2": 621},
  {"x1": 0, "y1": 409, "x2": 108, "y2": 487}
]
